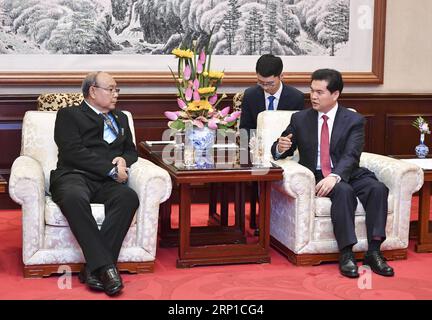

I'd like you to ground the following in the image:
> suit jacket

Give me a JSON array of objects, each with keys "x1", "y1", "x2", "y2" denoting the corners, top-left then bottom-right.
[
  {"x1": 50, "y1": 101, "x2": 138, "y2": 185},
  {"x1": 239, "y1": 83, "x2": 304, "y2": 137},
  {"x1": 271, "y1": 106, "x2": 369, "y2": 182}
]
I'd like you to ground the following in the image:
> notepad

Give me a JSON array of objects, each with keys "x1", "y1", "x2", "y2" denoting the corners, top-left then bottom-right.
[
  {"x1": 212, "y1": 143, "x2": 238, "y2": 149},
  {"x1": 145, "y1": 140, "x2": 175, "y2": 146}
]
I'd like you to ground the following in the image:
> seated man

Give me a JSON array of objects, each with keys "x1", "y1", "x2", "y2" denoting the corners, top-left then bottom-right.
[
  {"x1": 50, "y1": 71, "x2": 139, "y2": 295},
  {"x1": 272, "y1": 69, "x2": 394, "y2": 278},
  {"x1": 240, "y1": 53, "x2": 304, "y2": 140}
]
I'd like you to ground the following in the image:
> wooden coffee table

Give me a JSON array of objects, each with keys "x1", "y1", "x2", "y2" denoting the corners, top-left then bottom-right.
[{"x1": 139, "y1": 142, "x2": 283, "y2": 268}]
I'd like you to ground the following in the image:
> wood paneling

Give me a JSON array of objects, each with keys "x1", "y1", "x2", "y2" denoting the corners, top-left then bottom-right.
[{"x1": 1, "y1": 93, "x2": 432, "y2": 209}]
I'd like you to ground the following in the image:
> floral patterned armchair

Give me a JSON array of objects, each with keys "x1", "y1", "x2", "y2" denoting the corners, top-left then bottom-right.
[
  {"x1": 9, "y1": 94, "x2": 172, "y2": 277},
  {"x1": 257, "y1": 110, "x2": 424, "y2": 265}
]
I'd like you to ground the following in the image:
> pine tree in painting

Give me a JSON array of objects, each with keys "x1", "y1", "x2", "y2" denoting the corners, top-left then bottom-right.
[{"x1": 222, "y1": 0, "x2": 241, "y2": 55}]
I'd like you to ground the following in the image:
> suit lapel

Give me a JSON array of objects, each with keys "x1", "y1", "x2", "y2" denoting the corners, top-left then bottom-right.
[
  {"x1": 256, "y1": 87, "x2": 266, "y2": 114},
  {"x1": 111, "y1": 109, "x2": 124, "y2": 139},
  {"x1": 279, "y1": 84, "x2": 289, "y2": 110},
  {"x1": 330, "y1": 106, "x2": 347, "y2": 152},
  {"x1": 307, "y1": 109, "x2": 319, "y2": 169},
  {"x1": 80, "y1": 101, "x2": 104, "y2": 130}
]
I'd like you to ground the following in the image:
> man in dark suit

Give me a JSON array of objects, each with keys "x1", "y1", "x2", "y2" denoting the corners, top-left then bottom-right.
[
  {"x1": 271, "y1": 69, "x2": 394, "y2": 278},
  {"x1": 240, "y1": 54, "x2": 304, "y2": 139},
  {"x1": 50, "y1": 71, "x2": 139, "y2": 295}
]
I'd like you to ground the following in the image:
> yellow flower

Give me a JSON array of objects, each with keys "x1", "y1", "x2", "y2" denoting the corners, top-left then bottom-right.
[
  {"x1": 172, "y1": 48, "x2": 194, "y2": 59},
  {"x1": 208, "y1": 71, "x2": 224, "y2": 79},
  {"x1": 197, "y1": 87, "x2": 216, "y2": 94},
  {"x1": 187, "y1": 100, "x2": 213, "y2": 112}
]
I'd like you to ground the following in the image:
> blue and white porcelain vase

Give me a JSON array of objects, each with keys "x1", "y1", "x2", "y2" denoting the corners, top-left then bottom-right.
[
  {"x1": 184, "y1": 124, "x2": 216, "y2": 167},
  {"x1": 415, "y1": 133, "x2": 429, "y2": 158}
]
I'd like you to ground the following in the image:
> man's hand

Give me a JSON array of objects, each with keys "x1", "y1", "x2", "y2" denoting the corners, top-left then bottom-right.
[
  {"x1": 112, "y1": 156, "x2": 127, "y2": 169},
  {"x1": 115, "y1": 165, "x2": 129, "y2": 184},
  {"x1": 277, "y1": 134, "x2": 293, "y2": 153},
  {"x1": 316, "y1": 176, "x2": 338, "y2": 197}
]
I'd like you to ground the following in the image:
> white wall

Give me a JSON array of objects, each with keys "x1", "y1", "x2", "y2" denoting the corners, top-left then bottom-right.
[{"x1": 0, "y1": 0, "x2": 431, "y2": 95}]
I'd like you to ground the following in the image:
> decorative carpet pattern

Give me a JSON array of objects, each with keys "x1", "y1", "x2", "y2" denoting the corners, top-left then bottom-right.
[{"x1": 1, "y1": 197, "x2": 432, "y2": 300}]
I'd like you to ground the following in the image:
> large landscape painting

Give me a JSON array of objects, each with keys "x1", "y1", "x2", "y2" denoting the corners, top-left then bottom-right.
[{"x1": 0, "y1": 0, "x2": 350, "y2": 57}]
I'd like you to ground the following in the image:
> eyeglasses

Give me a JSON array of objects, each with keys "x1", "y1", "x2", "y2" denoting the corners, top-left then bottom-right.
[
  {"x1": 257, "y1": 81, "x2": 276, "y2": 88},
  {"x1": 93, "y1": 85, "x2": 120, "y2": 94}
]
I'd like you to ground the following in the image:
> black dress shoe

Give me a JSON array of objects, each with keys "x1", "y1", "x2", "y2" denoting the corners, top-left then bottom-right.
[
  {"x1": 363, "y1": 251, "x2": 395, "y2": 277},
  {"x1": 78, "y1": 266, "x2": 104, "y2": 291},
  {"x1": 339, "y1": 252, "x2": 359, "y2": 278},
  {"x1": 99, "y1": 265, "x2": 124, "y2": 296}
]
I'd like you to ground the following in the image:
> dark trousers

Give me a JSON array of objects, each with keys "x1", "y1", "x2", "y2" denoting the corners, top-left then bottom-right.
[
  {"x1": 315, "y1": 170, "x2": 389, "y2": 251},
  {"x1": 50, "y1": 173, "x2": 139, "y2": 272}
]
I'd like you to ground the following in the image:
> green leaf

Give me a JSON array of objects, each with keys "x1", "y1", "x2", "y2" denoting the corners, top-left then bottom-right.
[
  {"x1": 168, "y1": 66, "x2": 184, "y2": 99},
  {"x1": 217, "y1": 124, "x2": 229, "y2": 131},
  {"x1": 169, "y1": 120, "x2": 185, "y2": 131}
]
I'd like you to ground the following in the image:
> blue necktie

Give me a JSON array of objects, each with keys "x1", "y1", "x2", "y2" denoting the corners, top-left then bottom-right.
[{"x1": 268, "y1": 96, "x2": 276, "y2": 111}]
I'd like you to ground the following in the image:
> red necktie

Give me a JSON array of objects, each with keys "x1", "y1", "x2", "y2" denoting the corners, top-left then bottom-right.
[{"x1": 320, "y1": 115, "x2": 331, "y2": 177}]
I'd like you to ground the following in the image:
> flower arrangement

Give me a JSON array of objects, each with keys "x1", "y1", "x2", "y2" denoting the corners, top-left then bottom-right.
[
  {"x1": 412, "y1": 116, "x2": 431, "y2": 134},
  {"x1": 164, "y1": 40, "x2": 241, "y2": 132}
]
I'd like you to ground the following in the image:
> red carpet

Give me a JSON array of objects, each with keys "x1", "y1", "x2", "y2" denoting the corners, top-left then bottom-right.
[{"x1": 1, "y1": 198, "x2": 432, "y2": 300}]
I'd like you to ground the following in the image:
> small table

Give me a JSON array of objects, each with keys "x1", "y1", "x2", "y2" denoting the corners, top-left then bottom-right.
[
  {"x1": 139, "y1": 142, "x2": 283, "y2": 268},
  {"x1": 0, "y1": 175, "x2": 6, "y2": 194},
  {"x1": 393, "y1": 156, "x2": 432, "y2": 252}
]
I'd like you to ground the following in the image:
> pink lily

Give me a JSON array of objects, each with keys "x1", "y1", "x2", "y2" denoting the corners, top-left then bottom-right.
[
  {"x1": 193, "y1": 119, "x2": 204, "y2": 128},
  {"x1": 209, "y1": 94, "x2": 218, "y2": 105},
  {"x1": 164, "y1": 111, "x2": 178, "y2": 121},
  {"x1": 199, "y1": 50, "x2": 206, "y2": 64},
  {"x1": 183, "y1": 64, "x2": 191, "y2": 80},
  {"x1": 197, "y1": 62, "x2": 203, "y2": 74},
  {"x1": 193, "y1": 90, "x2": 200, "y2": 101},
  {"x1": 224, "y1": 111, "x2": 241, "y2": 122},
  {"x1": 177, "y1": 98, "x2": 187, "y2": 110},
  {"x1": 208, "y1": 118, "x2": 219, "y2": 130},
  {"x1": 220, "y1": 106, "x2": 230, "y2": 117},
  {"x1": 193, "y1": 79, "x2": 200, "y2": 90},
  {"x1": 185, "y1": 87, "x2": 193, "y2": 101}
]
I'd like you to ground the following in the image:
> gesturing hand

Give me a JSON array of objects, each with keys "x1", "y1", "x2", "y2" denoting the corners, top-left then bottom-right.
[{"x1": 277, "y1": 134, "x2": 293, "y2": 153}]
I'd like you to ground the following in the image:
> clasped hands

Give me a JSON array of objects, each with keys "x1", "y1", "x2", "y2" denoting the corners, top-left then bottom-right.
[
  {"x1": 277, "y1": 134, "x2": 337, "y2": 197},
  {"x1": 112, "y1": 156, "x2": 128, "y2": 184}
]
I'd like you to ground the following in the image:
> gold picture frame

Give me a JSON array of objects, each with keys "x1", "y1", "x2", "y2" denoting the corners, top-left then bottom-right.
[{"x1": 0, "y1": 0, "x2": 386, "y2": 85}]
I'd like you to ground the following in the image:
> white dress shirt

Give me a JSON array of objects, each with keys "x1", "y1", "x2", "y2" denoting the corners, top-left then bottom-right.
[
  {"x1": 316, "y1": 103, "x2": 338, "y2": 171},
  {"x1": 85, "y1": 100, "x2": 118, "y2": 144},
  {"x1": 264, "y1": 82, "x2": 283, "y2": 110}
]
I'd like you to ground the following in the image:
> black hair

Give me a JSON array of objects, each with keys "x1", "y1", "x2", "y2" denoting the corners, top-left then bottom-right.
[
  {"x1": 255, "y1": 54, "x2": 283, "y2": 77},
  {"x1": 311, "y1": 69, "x2": 344, "y2": 94}
]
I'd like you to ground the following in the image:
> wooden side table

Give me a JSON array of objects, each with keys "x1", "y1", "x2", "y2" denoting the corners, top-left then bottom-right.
[
  {"x1": 411, "y1": 163, "x2": 432, "y2": 252},
  {"x1": 393, "y1": 156, "x2": 432, "y2": 252}
]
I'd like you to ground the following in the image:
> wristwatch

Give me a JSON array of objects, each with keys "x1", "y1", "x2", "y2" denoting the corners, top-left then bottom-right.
[{"x1": 110, "y1": 166, "x2": 119, "y2": 180}]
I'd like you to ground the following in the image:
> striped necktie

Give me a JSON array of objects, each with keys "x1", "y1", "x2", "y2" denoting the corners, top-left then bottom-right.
[{"x1": 101, "y1": 113, "x2": 118, "y2": 136}]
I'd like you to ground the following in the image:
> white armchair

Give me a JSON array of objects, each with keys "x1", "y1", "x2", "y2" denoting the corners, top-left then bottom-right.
[
  {"x1": 257, "y1": 110, "x2": 424, "y2": 265},
  {"x1": 9, "y1": 110, "x2": 172, "y2": 277}
]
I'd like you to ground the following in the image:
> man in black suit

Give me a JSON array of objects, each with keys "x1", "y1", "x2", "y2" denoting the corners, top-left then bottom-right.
[
  {"x1": 272, "y1": 69, "x2": 394, "y2": 278},
  {"x1": 240, "y1": 54, "x2": 304, "y2": 139},
  {"x1": 50, "y1": 71, "x2": 139, "y2": 295}
]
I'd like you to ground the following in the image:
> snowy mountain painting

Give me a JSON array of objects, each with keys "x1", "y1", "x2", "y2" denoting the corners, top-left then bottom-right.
[{"x1": 0, "y1": 0, "x2": 350, "y2": 57}]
